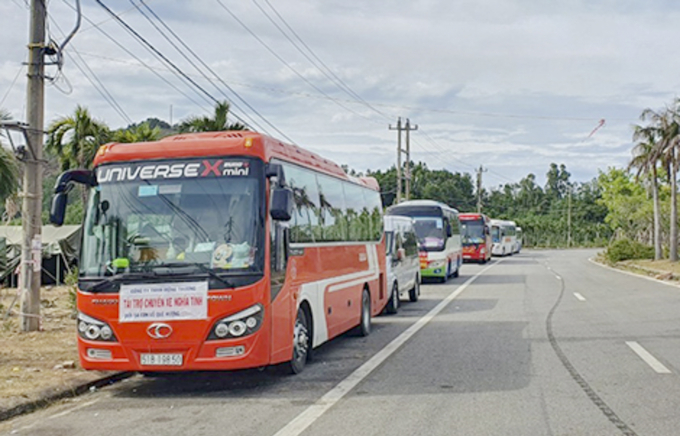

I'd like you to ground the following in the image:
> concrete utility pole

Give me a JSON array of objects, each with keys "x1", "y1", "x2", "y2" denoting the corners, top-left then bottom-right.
[
  {"x1": 567, "y1": 186, "x2": 572, "y2": 248},
  {"x1": 389, "y1": 118, "x2": 403, "y2": 204},
  {"x1": 21, "y1": 0, "x2": 47, "y2": 331},
  {"x1": 389, "y1": 118, "x2": 418, "y2": 204},
  {"x1": 404, "y1": 119, "x2": 417, "y2": 201},
  {"x1": 476, "y1": 165, "x2": 487, "y2": 213}
]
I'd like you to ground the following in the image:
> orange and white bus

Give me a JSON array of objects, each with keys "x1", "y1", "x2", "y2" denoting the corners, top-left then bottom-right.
[
  {"x1": 459, "y1": 213, "x2": 491, "y2": 263},
  {"x1": 50, "y1": 132, "x2": 387, "y2": 374}
]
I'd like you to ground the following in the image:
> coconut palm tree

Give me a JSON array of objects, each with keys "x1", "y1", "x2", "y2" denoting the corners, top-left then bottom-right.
[
  {"x1": 643, "y1": 100, "x2": 680, "y2": 261},
  {"x1": 45, "y1": 106, "x2": 110, "y2": 171},
  {"x1": 629, "y1": 124, "x2": 663, "y2": 259},
  {"x1": 178, "y1": 101, "x2": 246, "y2": 133}
]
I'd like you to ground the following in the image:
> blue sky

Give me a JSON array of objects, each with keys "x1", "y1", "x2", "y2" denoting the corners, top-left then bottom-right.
[{"x1": 2, "y1": 0, "x2": 680, "y2": 189}]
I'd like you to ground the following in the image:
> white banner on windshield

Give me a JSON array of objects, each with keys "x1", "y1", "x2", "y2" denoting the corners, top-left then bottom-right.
[{"x1": 119, "y1": 281, "x2": 208, "y2": 323}]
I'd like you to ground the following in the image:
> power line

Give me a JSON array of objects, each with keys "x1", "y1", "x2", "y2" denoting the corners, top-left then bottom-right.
[
  {"x1": 215, "y1": 0, "x2": 383, "y2": 127},
  {"x1": 61, "y1": 0, "x2": 210, "y2": 113},
  {"x1": 129, "y1": 0, "x2": 266, "y2": 133},
  {"x1": 0, "y1": 65, "x2": 25, "y2": 107},
  {"x1": 133, "y1": 0, "x2": 295, "y2": 142},
  {"x1": 253, "y1": 0, "x2": 393, "y2": 122},
  {"x1": 95, "y1": 0, "x2": 258, "y2": 129},
  {"x1": 47, "y1": 12, "x2": 133, "y2": 124}
]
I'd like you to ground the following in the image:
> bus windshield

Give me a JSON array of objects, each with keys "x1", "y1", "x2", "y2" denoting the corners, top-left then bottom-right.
[
  {"x1": 461, "y1": 219, "x2": 485, "y2": 245},
  {"x1": 491, "y1": 226, "x2": 501, "y2": 243},
  {"x1": 413, "y1": 217, "x2": 445, "y2": 251},
  {"x1": 80, "y1": 157, "x2": 264, "y2": 281}
]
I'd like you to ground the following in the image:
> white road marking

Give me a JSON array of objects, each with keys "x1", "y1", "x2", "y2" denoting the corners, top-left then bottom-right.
[
  {"x1": 49, "y1": 399, "x2": 100, "y2": 419},
  {"x1": 626, "y1": 341, "x2": 672, "y2": 374},
  {"x1": 272, "y1": 261, "x2": 502, "y2": 436},
  {"x1": 573, "y1": 292, "x2": 586, "y2": 301}
]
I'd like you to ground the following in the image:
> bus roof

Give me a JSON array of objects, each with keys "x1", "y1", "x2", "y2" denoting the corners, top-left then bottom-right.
[
  {"x1": 92, "y1": 131, "x2": 379, "y2": 190},
  {"x1": 459, "y1": 213, "x2": 489, "y2": 221},
  {"x1": 388, "y1": 200, "x2": 459, "y2": 214}
]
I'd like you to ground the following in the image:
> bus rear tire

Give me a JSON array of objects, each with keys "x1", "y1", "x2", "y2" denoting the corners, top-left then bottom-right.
[
  {"x1": 353, "y1": 288, "x2": 371, "y2": 337},
  {"x1": 286, "y1": 307, "x2": 311, "y2": 374}
]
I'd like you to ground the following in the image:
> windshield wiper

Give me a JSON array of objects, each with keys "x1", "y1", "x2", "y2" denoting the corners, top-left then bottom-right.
[
  {"x1": 154, "y1": 262, "x2": 236, "y2": 289},
  {"x1": 85, "y1": 271, "x2": 159, "y2": 293}
]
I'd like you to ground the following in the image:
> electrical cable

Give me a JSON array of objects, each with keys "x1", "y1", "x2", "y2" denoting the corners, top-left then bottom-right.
[
  {"x1": 95, "y1": 0, "x2": 258, "y2": 129},
  {"x1": 129, "y1": 0, "x2": 266, "y2": 133},
  {"x1": 215, "y1": 0, "x2": 383, "y2": 127},
  {"x1": 61, "y1": 0, "x2": 210, "y2": 113},
  {"x1": 253, "y1": 0, "x2": 393, "y2": 123}
]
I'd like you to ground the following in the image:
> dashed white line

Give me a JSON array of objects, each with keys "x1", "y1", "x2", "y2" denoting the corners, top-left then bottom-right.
[
  {"x1": 626, "y1": 341, "x2": 672, "y2": 374},
  {"x1": 272, "y1": 261, "x2": 502, "y2": 436},
  {"x1": 573, "y1": 292, "x2": 586, "y2": 301}
]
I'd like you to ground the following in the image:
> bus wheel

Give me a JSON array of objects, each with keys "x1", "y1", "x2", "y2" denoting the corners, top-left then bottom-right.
[
  {"x1": 409, "y1": 278, "x2": 420, "y2": 302},
  {"x1": 288, "y1": 307, "x2": 311, "y2": 374},
  {"x1": 354, "y1": 288, "x2": 371, "y2": 336},
  {"x1": 385, "y1": 283, "x2": 399, "y2": 314}
]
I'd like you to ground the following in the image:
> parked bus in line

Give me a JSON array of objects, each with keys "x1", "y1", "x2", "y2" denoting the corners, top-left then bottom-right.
[
  {"x1": 459, "y1": 213, "x2": 492, "y2": 263},
  {"x1": 386, "y1": 200, "x2": 462, "y2": 282},
  {"x1": 49, "y1": 131, "x2": 387, "y2": 374},
  {"x1": 490, "y1": 219, "x2": 517, "y2": 256}
]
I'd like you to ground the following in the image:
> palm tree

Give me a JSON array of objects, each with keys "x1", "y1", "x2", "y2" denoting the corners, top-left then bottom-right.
[
  {"x1": 643, "y1": 100, "x2": 680, "y2": 261},
  {"x1": 45, "y1": 106, "x2": 110, "y2": 171},
  {"x1": 111, "y1": 122, "x2": 162, "y2": 143},
  {"x1": 178, "y1": 101, "x2": 246, "y2": 133},
  {"x1": 629, "y1": 124, "x2": 663, "y2": 259},
  {"x1": 0, "y1": 109, "x2": 20, "y2": 204}
]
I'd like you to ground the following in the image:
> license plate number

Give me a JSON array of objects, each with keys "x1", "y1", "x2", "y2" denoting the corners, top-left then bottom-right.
[{"x1": 140, "y1": 353, "x2": 183, "y2": 366}]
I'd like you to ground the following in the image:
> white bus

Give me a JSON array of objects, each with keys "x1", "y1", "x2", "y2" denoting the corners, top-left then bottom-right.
[
  {"x1": 387, "y1": 200, "x2": 462, "y2": 282},
  {"x1": 490, "y1": 219, "x2": 517, "y2": 256}
]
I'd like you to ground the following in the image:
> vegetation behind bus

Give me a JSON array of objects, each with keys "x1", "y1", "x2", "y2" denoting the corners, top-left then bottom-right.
[{"x1": 3, "y1": 100, "x2": 677, "y2": 253}]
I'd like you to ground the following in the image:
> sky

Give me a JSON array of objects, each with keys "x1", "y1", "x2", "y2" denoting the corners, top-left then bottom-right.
[{"x1": 1, "y1": 0, "x2": 680, "y2": 190}]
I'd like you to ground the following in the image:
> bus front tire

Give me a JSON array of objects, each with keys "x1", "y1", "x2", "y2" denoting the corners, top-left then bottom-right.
[{"x1": 287, "y1": 307, "x2": 311, "y2": 374}]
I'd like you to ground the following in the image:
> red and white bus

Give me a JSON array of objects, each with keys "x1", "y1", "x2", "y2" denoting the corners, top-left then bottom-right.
[
  {"x1": 459, "y1": 213, "x2": 491, "y2": 263},
  {"x1": 50, "y1": 132, "x2": 387, "y2": 374}
]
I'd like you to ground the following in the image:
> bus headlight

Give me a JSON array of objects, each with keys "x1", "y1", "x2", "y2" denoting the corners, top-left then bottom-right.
[
  {"x1": 208, "y1": 304, "x2": 264, "y2": 341},
  {"x1": 77, "y1": 312, "x2": 117, "y2": 342}
]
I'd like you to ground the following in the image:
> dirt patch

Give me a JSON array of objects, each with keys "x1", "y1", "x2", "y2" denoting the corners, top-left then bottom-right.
[{"x1": 0, "y1": 285, "x2": 111, "y2": 412}]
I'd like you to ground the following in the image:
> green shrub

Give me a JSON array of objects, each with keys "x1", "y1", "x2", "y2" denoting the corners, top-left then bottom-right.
[{"x1": 604, "y1": 238, "x2": 654, "y2": 263}]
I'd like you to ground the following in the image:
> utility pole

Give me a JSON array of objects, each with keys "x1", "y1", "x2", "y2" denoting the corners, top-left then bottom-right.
[
  {"x1": 476, "y1": 165, "x2": 487, "y2": 213},
  {"x1": 567, "y1": 186, "x2": 572, "y2": 248},
  {"x1": 404, "y1": 119, "x2": 417, "y2": 200},
  {"x1": 21, "y1": 0, "x2": 47, "y2": 331},
  {"x1": 389, "y1": 118, "x2": 403, "y2": 204},
  {"x1": 389, "y1": 118, "x2": 418, "y2": 204}
]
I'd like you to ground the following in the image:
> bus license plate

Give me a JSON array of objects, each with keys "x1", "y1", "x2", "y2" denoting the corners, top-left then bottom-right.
[{"x1": 140, "y1": 353, "x2": 183, "y2": 366}]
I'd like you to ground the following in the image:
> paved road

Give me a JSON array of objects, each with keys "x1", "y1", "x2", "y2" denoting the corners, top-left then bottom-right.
[{"x1": 4, "y1": 249, "x2": 680, "y2": 436}]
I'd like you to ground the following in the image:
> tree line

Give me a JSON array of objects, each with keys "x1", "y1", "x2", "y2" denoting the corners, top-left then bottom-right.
[{"x1": 1, "y1": 99, "x2": 677, "y2": 253}]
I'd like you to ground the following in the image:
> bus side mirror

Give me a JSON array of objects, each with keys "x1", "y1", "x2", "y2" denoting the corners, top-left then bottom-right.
[
  {"x1": 485, "y1": 226, "x2": 490, "y2": 235},
  {"x1": 50, "y1": 193, "x2": 68, "y2": 226},
  {"x1": 270, "y1": 187, "x2": 293, "y2": 221},
  {"x1": 266, "y1": 163, "x2": 286, "y2": 187},
  {"x1": 446, "y1": 224, "x2": 453, "y2": 237}
]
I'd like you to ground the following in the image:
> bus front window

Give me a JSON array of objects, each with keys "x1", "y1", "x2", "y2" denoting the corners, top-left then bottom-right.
[
  {"x1": 461, "y1": 220, "x2": 485, "y2": 245},
  {"x1": 80, "y1": 158, "x2": 264, "y2": 283},
  {"x1": 413, "y1": 217, "x2": 446, "y2": 251}
]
